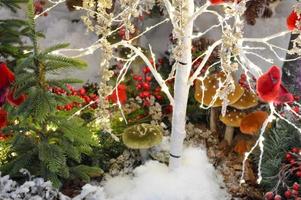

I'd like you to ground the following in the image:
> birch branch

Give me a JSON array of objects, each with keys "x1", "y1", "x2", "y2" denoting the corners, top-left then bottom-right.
[
  {"x1": 188, "y1": 39, "x2": 222, "y2": 85},
  {"x1": 162, "y1": 0, "x2": 177, "y2": 28},
  {"x1": 118, "y1": 42, "x2": 174, "y2": 105},
  {"x1": 187, "y1": 1, "x2": 210, "y2": 25},
  {"x1": 34, "y1": 0, "x2": 65, "y2": 19}
]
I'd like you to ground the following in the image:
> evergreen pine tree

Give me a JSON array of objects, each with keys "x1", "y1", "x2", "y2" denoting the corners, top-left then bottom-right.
[{"x1": 1, "y1": 0, "x2": 102, "y2": 187}]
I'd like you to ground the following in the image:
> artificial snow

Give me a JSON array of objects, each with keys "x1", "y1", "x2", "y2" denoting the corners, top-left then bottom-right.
[{"x1": 73, "y1": 147, "x2": 230, "y2": 200}]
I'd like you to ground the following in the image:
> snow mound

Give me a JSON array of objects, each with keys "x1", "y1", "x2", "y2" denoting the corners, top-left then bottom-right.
[{"x1": 74, "y1": 147, "x2": 230, "y2": 200}]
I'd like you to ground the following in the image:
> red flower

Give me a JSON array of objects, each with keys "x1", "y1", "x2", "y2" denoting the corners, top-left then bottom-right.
[
  {"x1": 0, "y1": 63, "x2": 15, "y2": 90},
  {"x1": 7, "y1": 89, "x2": 26, "y2": 107},
  {"x1": 287, "y1": 11, "x2": 300, "y2": 31},
  {"x1": 107, "y1": 84, "x2": 127, "y2": 104},
  {"x1": 0, "y1": 108, "x2": 8, "y2": 129},
  {"x1": 256, "y1": 66, "x2": 294, "y2": 104}
]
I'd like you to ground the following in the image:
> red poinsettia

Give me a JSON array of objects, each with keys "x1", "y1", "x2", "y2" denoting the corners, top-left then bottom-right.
[
  {"x1": 0, "y1": 63, "x2": 15, "y2": 90},
  {"x1": 256, "y1": 66, "x2": 294, "y2": 104},
  {"x1": 0, "y1": 108, "x2": 8, "y2": 129},
  {"x1": 287, "y1": 11, "x2": 301, "y2": 31},
  {"x1": 7, "y1": 89, "x2": 26, "y2": 107},
  {"x1": 107, "y1": 84, "x2": 127, "y2": 104}
]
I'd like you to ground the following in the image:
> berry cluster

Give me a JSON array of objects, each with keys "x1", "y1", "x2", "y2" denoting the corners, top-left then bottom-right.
[
  {"x1": 34, "y1": 0, "x2": 48, "y2": 16},
  {"x1": 265, "y1": 148, "x2": 301, "y2": 200},
  {"x1": 238, "y1": 73, "x2": 256, "y2": 90},
  {"x1": 51, "y1": 84, "x2": 98, "y2": 111},
  {"x1": 133, "y1": 65, "x2": 163, "y2": 107}
]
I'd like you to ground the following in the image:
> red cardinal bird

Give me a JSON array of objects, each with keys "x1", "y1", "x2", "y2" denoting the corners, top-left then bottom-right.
[
  {"x1": 7, "y1": 89, "x2": 26, "y2": 107},
  {"x1": 287, "y1": 11, "x2": 300, "y2": 31},
  {"x1": 107, "y1": 84, "x2": 127, "y2": 104},
  {"x1": 256, "y1": 66, "x2": 294, "y2": 104},
  {"x1": 0, "y1": 63, "x2": 15, "y2": 90}
]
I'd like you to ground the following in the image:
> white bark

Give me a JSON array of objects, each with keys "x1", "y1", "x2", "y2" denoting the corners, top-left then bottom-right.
[{"x1": 169, "y1": 0, "x2": 194, "y2": 170}]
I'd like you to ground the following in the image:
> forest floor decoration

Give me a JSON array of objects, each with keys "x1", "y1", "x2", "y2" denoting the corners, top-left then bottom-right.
[{"x1": 2, "y1": 0, "x2": 301, "y2": 199}]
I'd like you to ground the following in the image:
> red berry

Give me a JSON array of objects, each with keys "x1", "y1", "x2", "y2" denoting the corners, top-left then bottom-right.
[
  {"x1": 292, "y1": 106, "x2": 300, "y2": 113},
  {"x1": 290, "y1": 159, "x2": 296, "y2": 165},
  {"x1": 265, "y1": 192, "x2": 274, "y2": 200},
  {"x1": 139, "y1": 92, "x2": 145, "y2": 98},
  {"x1": 292, "y1": 189, "x2": 299, "y2": 196},
  {"x1": 241, "y1": 74, "x2": 247, "y2": 80},
  {"x1": 292, "y1": 148, "x2": 299, "y2": 153},
  {"x1": 293, "y1": 183, "x2": 300, "y2": 191},
  {"x1": 83, "y1": 96, "x2": 91, "y2": 103},
  {"x1": 65, "y1": 104, "x2": 73, "y2": 111},
  {"x1": 79, "y1": 88, "x2": 86, "y2": 96},
  {"x1": 143, "y1": 82, "x2": 150, "y2": 90},
  {"x1": 146, "y1": 76, "x2": 152, "y2": 82},
  {"x1": 296, "y1": 171, "x2": 301, "y2": 178},
  {"x1": 143, "y1": 67, "x2": 151, "y2": 74},
  {"x1": 133, "y1": 75, "x2": 140, "y2": 81},
  {"x1": 143, "y1": 100, "x2": 150, "y2": 107},
  {"x1": 286, "y1": 153, "x2": 292, "y2": 161},
  {"x1": 136, "y1": 83, "x2": 142, "y2": 90},
  {"x1": 156, "y1": 95, "x2": 162, "y2": 100},
  {"x1": 143, "y1": 91, "x2": 150, "y2": 98},
  {"x1": 284, "y1": 190, "x2": 292, "y2": 198},
  {"x1": 273, "y1": 195, "x2": 281, "y2": 200}
]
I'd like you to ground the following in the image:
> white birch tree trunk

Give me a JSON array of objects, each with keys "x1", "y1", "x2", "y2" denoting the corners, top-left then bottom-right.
[{"x1": 169, "y1": 0, "x2": 194, "y2": 169}]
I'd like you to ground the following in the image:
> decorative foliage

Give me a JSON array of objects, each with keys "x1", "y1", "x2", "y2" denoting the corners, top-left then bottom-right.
[
  {"x1": 259, "y1": 121, "x2": 301, "y2": 198},
  {"x1": 0, "y1": 0, "x2": 102, "y2": 188}
]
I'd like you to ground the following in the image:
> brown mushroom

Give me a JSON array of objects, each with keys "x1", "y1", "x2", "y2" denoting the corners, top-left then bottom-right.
[
  {"x1": 219, "y1": 110, "x2": 246, "y2": 144},
  {"x1": 234, "y1": 139, "x2": 252, "y2": 155},
  {"x1": 240, "y1": 111, "x2": 269, "y2": 135},
  {"x1": 195, "y1": 72, "x2": 244, "y2": 132},
  {"x1": 230, "y1": 90, "x2": 258, "y2": 110}
]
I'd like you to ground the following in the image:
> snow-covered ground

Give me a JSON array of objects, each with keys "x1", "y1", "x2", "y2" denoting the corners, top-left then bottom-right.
[
  {"x1": 0, "y1": 1, "x2": 298, "y2": 199},
  {"x1": 73, "y1": 148, "x2": 230, "y2": 200}
]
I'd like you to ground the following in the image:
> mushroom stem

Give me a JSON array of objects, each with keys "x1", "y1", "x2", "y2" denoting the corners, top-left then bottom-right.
[
  {"x1": 224, "y1": 126, "x2": 234, "y2": 145},
  {"x1": 210, "y1": 108, "x2": 217, "y2": 132},
  {"x1": 139, "y1": 149, "x2": 149, "y2": 163}
]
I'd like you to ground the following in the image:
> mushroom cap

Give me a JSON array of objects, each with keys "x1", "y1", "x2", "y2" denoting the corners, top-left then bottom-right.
[
  {"x1": 234, "y1": 139, "x2": 251, "y2": 155},
  {"x1": 240, "y1": 111, "x2": 269, "y2": 135},
  {"x1": 219, "y1": 110, "x2": 246, "y2": 127},
  {"x1": 230, "y1": 90, "x2": 258, "y2": 110},
  {"x1": 122, "y1": 123, "x2": 163, "y2": 149},
  {"x1": 195, "y1": 73, "x2": 244, "y2": 107}
]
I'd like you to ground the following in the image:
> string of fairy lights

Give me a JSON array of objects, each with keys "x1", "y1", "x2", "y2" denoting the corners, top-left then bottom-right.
[{"x1": 33, "y1": 0, "x2": 301, "y2": 185}]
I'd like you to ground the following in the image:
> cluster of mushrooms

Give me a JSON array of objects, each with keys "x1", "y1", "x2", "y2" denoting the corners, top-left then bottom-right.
[{"x1": 195, "y1": 72, "x2": 269, "y2": 154}]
